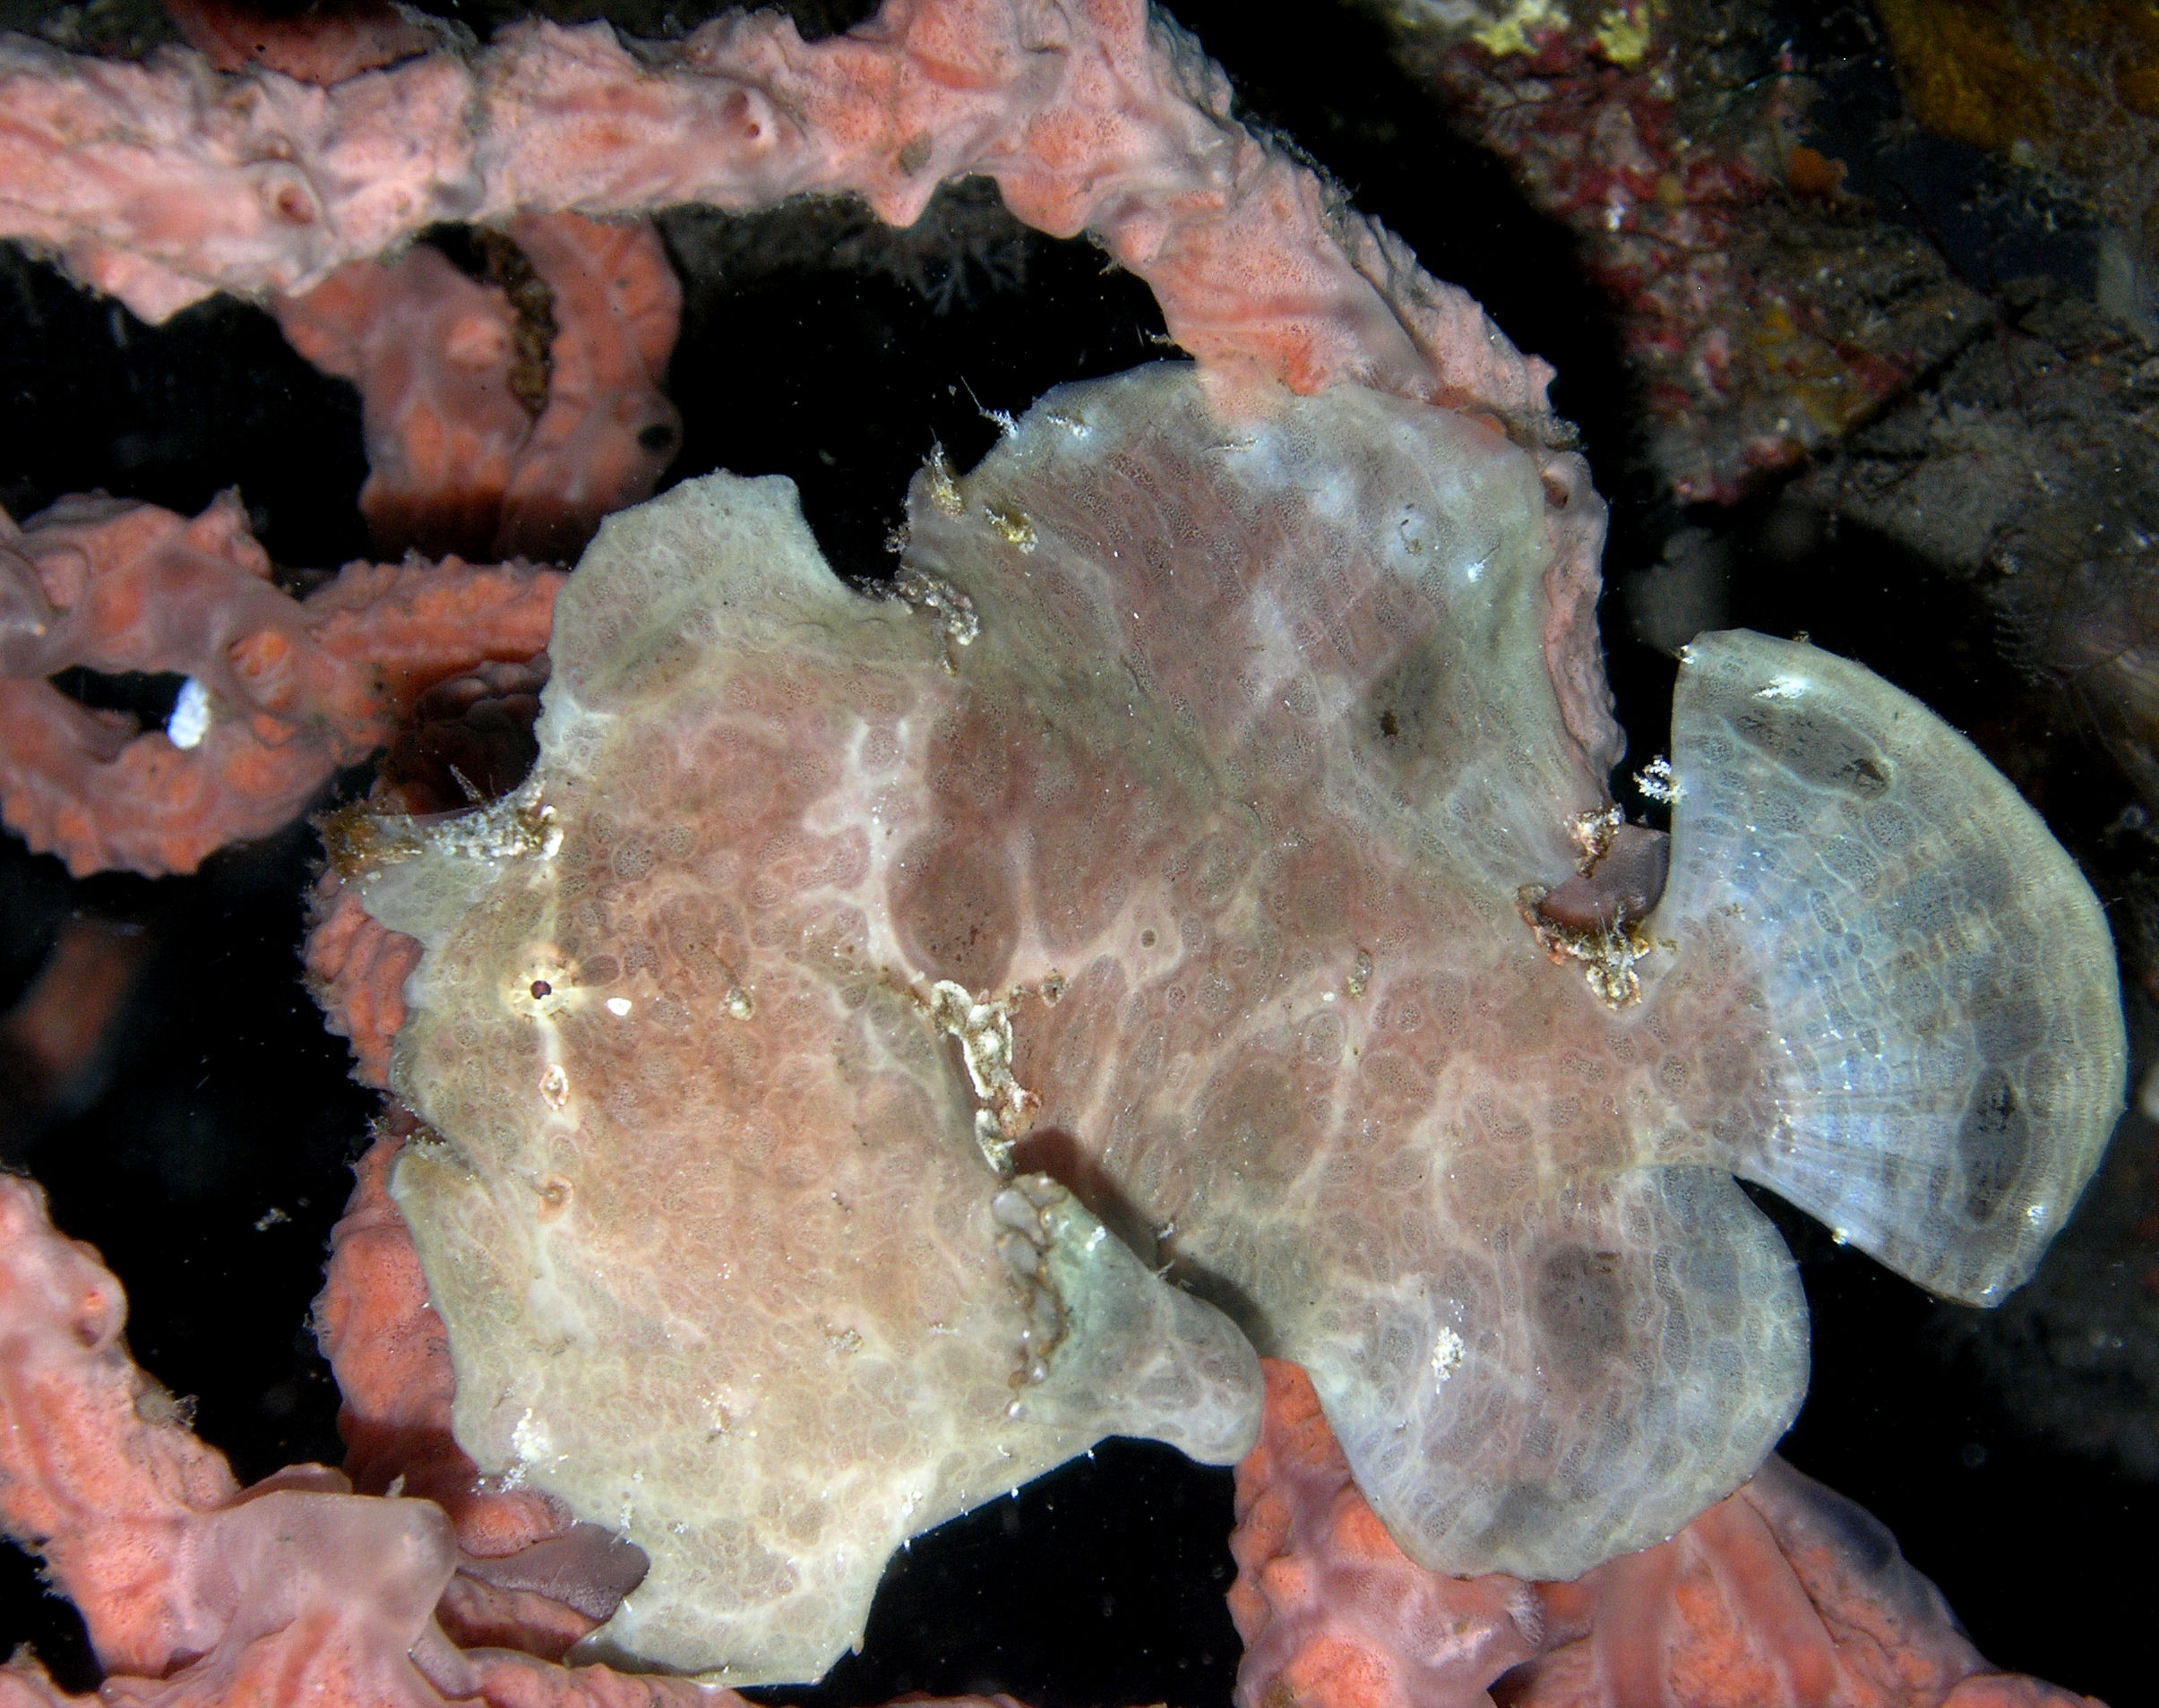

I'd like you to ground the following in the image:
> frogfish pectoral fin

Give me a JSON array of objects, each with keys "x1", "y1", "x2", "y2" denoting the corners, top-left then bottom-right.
[
  {"x1": 1644, "y1": 629, "x2": 2126, "y2": 1306},
  {"x1": 1291, "y1": 1163, "x2": 1808, "y2": 1582}
]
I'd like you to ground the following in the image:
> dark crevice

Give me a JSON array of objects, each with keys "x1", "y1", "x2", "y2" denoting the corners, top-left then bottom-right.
[{"x1": 47, "y1": 666, "x2": 187, "y2": 729}]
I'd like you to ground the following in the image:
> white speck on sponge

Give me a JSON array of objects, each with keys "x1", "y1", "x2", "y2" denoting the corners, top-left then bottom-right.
[{"x1": 167, "y1": 678, "x2": 211, "y2": 750}]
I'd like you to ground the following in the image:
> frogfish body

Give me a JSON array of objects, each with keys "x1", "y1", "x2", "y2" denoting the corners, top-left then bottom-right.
[{"x1": 352, "y1": 364, "x2": 2123, "y2": 1684}]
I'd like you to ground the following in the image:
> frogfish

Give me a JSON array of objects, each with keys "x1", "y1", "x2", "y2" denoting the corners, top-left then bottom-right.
[{"x1": 348, "y1": 362, "x2": 2124, "y2": 1683}]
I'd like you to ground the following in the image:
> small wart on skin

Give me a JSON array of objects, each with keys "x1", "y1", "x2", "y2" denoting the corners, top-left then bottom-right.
[
  {"x1": 1518, "y1": 882, "x2": 1655, "y2": 1009},
  {"x1": 892, "y1": 565, "x2": 978, "y2": 651},
  {"x1": 925, "y1": 447, "x2": 965, "y2": 516},
  {"x1": 924, "y1": 978, "x2": 1040, "y2": 1172},
  {"x1": 985, "y1": 502, "x2": 1036, "y2": 552},
  {"x1": 1430, "y1": 1325, "x2": 1466, "y2": 1387},
  {"x1": 1567, "y1": 803, "x2": 1623, "y2": 873}
]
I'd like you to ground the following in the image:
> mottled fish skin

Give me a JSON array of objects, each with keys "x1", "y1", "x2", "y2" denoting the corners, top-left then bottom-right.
[
  {"x1": 893, "y1": 369, "x2": 1806, "y2": 1584},
  {"x1": 353, "y1": 364, "x2": 2124, "y2": 1682}
]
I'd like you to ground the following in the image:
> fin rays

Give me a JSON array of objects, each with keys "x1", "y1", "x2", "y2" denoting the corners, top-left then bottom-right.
[
  {"x1": 1293, "y1": 1165, "x2": 1808, "y2": 1582},
  {"x1": 1648, "y1": 631, "x2": 2124, "y2": 1305}
]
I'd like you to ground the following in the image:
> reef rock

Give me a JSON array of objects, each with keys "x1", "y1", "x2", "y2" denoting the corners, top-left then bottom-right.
[{"x1": 351, "y1": 363, "x2": 2124, "y2": 1683}]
